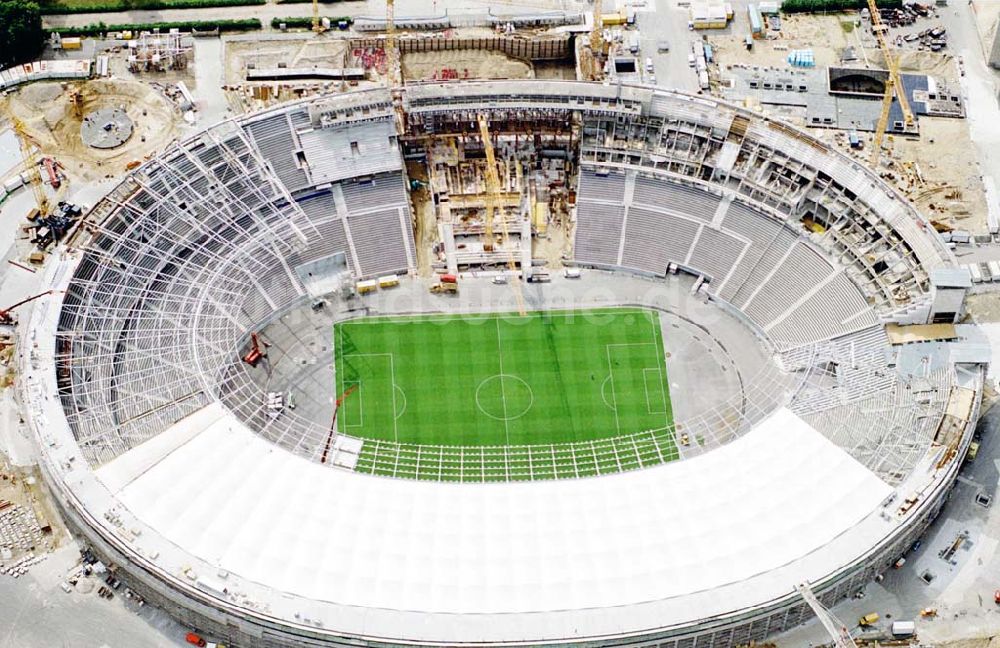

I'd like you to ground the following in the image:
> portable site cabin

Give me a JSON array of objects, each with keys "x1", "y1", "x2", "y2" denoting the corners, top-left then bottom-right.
[
  {"x1": 378, "y1": 274, "x2": 400, "y2": 289},
  {"x1": 748, "y1": 4, "x2": 764, "y2": 38},
  {"x1": 691, "y1": 3, "x2": 728, "y2": 29}
]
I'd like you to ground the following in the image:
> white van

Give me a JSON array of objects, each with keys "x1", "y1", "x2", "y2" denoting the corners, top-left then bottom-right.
[
  {"x1": 645, "y1": 57, "x2": 654, "y2": 72},
  {"x1": 687, "y1": 53, "x2": 696, "y2": 67}
]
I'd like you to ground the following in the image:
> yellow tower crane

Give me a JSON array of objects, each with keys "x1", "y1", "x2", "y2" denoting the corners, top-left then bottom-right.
[
  {"x1": 386, "y1": 0, "x2": 400, "y2": 88},
  {"x1": 11, "y1": 118, "x2": 49, "y2": 218},
  {"x1": 867, "y1": 0, "x2": 914, "y2": 167},
  {"x1": 477, "y1": 113, "x2": 526, "y2": 317},
  {"x1": 590, "y1": 0, "x2": 604, "y2": 53},
  {"x1": 587, "y1": 0, "x2": 604, "y2": 81},
  {"x1": 383, "y1": 0, "x2": 407, "y2": 131},
  {"x1": 311, "y1": 0, "x2": 325, "y2": 32}
]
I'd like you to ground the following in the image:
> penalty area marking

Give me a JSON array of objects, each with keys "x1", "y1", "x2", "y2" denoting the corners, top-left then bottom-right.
[{"x1": 394, "y1": 385, "x2": 407, "y2": 419}]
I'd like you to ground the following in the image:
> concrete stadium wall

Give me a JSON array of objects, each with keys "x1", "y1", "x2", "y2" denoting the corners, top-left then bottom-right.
[
  {"x1": 349, "y1": 34, "x2": 572, "y2": 62},
  {"x1": 45, "y1": 369, "x2": 982, "y2": 648}
]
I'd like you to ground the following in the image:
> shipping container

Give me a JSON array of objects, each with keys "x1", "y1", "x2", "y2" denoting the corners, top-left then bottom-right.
[
  {"x1": 357, "y1": 279, "x2": 378, "y2": 294},
  {"x1": 378, "y1": 274, "x2": 400, "y2": 288},
  {"x1": 968, "y1": 263, "x2": 984, "y2": 283}
]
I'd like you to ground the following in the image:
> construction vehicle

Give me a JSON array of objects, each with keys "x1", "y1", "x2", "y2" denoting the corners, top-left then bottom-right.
[
  {"x1": 477, "y1": 114, "x2": 527, "y2": 317},
  {"x1": 858, "y1": 612, "x2": 880, "y2": 627},
  {"x1": 431, "y1": 273, "x2": 459, "y2": 294},
  {"x1": 866, "y1": 0, "x2": 915, "y2": 167},
  {"x1": 29, "y1": 201, "x2": 81, "y2": 250},
  {"x1": 185, "y1": 633, "x2": 207, "y2": 647},
  {"x1": 242, "y1": 332, "x2": 269, "y2": 367},
  {"x1": 0, "y1": 290, "x2": 58, "y2": 325}
]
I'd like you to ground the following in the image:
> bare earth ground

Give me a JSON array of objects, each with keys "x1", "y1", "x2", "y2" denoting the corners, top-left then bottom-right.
[
  {"x1": 939, "y1": 639, "x2": 1000, "y2": 648},
  {"x1": 2, "y1": 78, "x2": 184, "y2": 184},
  {"x1": 401, "y1": 49, "x2": 533, "y2": 82},
  {"x1": 964, "y1": 293, "x2": 1000, "y2": 323},
  {"x1": 223, "y1": 37, "x2": 350, "y2": 86}
]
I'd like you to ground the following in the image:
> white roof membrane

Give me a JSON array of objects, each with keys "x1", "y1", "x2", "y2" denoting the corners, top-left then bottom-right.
[{"x1": 96, "y1": 405, "x2": 893, "y2": 640}]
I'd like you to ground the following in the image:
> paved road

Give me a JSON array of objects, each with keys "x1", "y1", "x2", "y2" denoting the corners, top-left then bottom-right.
[
  {"x1": 942, "y1": 1, "x2": 1000, "y2": 236},
  {"x1": 0, "y1": 544, "x2": 189, "y2": 648},
  {"x1": 636, "y1": 0, "x2": 700, "y2": 93}
]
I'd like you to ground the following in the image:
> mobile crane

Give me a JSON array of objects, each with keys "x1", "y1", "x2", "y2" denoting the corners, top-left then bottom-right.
[{"x1": 0, "y1": 290, "x2": 59, "y2": 326}]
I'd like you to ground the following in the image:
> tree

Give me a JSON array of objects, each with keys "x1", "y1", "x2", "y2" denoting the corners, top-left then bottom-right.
[{"x1": 0, "y1": 1, "x2": 45, "y2": 68}]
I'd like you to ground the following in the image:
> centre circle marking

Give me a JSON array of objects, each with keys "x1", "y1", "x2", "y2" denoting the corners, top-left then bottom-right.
[{"x1": 475, "y1": 374, "x2": 534, "y2": 421}]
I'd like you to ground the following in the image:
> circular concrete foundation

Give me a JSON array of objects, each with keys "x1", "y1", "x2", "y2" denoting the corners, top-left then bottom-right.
[{"x1": 80, "y1": 107, "x2": 134, "y2": 149}]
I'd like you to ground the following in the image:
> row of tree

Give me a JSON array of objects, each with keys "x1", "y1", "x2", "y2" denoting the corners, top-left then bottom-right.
[
  {"x1": 781, "y1": 0, "x2": 902, "y2": 12},
  {"x1": 0, "y1": 1, "x2": 44, "y2": 68}
]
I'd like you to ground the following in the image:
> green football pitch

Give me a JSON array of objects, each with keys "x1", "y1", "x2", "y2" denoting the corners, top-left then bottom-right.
[{"x1": 334, "y1": 308, "x2": 673, "y2": 452}]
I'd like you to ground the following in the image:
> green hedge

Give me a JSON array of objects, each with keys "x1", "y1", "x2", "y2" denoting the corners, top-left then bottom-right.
[
  {"x1": 781, "y1": 0, "x2": 902, "y2": 12},
  {"x1": 275, "y1": 0, "x2": 345, "y2": 4},
  {"x1": 271, "y1": 15, "x2": 351, "y2": 29},
  {"x1": 41, "y1": 0, "x2": 263, "y2": 15},
  {"x1": 52, "y1": 17, "x2": 260, "y2": 35}
]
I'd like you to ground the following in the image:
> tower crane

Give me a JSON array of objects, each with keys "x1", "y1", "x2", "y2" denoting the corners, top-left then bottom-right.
[
  {"x1": 311, "y1": 0, "x2": 325, "y2": 32},
  {"x1": 584, "y1": 0, "x2": 605, "y2": 81},
  {"x1": 867, "y1": 0, "x2": 914, "y2": 167},
  {"x1": 477, "y1": 113, "x2": 526, "y2": 318},
  {"x1": 590, "y1": 0, "x2": 604, "y2": 55},
  {"x1": 794, "y1": 582, "x2": 859, "y2": 648},
  {"x1": 11, "y1": 117, "x2": 49, "y2": 218},
  {"x1": 385, "y1": 0, "x2": 398, "y2": 86},
  {"x1": 384, "y1": 0, "x2": 407, "y2": 131}
]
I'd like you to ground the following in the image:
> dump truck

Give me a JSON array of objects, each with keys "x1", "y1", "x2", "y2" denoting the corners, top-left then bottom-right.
[
  {"x1": 858, "y1": 612, "x2": 880, "y2": 627},
  {"x1": 431, "y1": 274, "x2": 458, "y2": 294}
]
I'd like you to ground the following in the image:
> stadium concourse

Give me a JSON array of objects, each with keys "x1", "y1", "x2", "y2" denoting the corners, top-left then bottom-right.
[{"x1": 17, "y1": 80, "x2": 986, "y2": 647}]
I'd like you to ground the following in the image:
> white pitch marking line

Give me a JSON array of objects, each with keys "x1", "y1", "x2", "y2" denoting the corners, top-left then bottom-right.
[
  {"x1": 648, "y1": 309, "x2": 671, "y2": 430},
  {"x1": 495, "y1": 318, "x2": 511, "y2": 446},
  {"x1": 389, "y1": 352, "x2": 399, "y2": 443},
  {"x1": 605, "y1": 345, "x2": 622, "y2": 436},
  {"x1": 342, "y1": 380, "x2": 363, "y2": 428}
]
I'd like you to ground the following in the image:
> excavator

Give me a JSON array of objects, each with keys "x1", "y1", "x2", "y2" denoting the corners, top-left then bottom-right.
[{"x1": 242, "y1": 332, "x2": 270, "y2": 367}]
